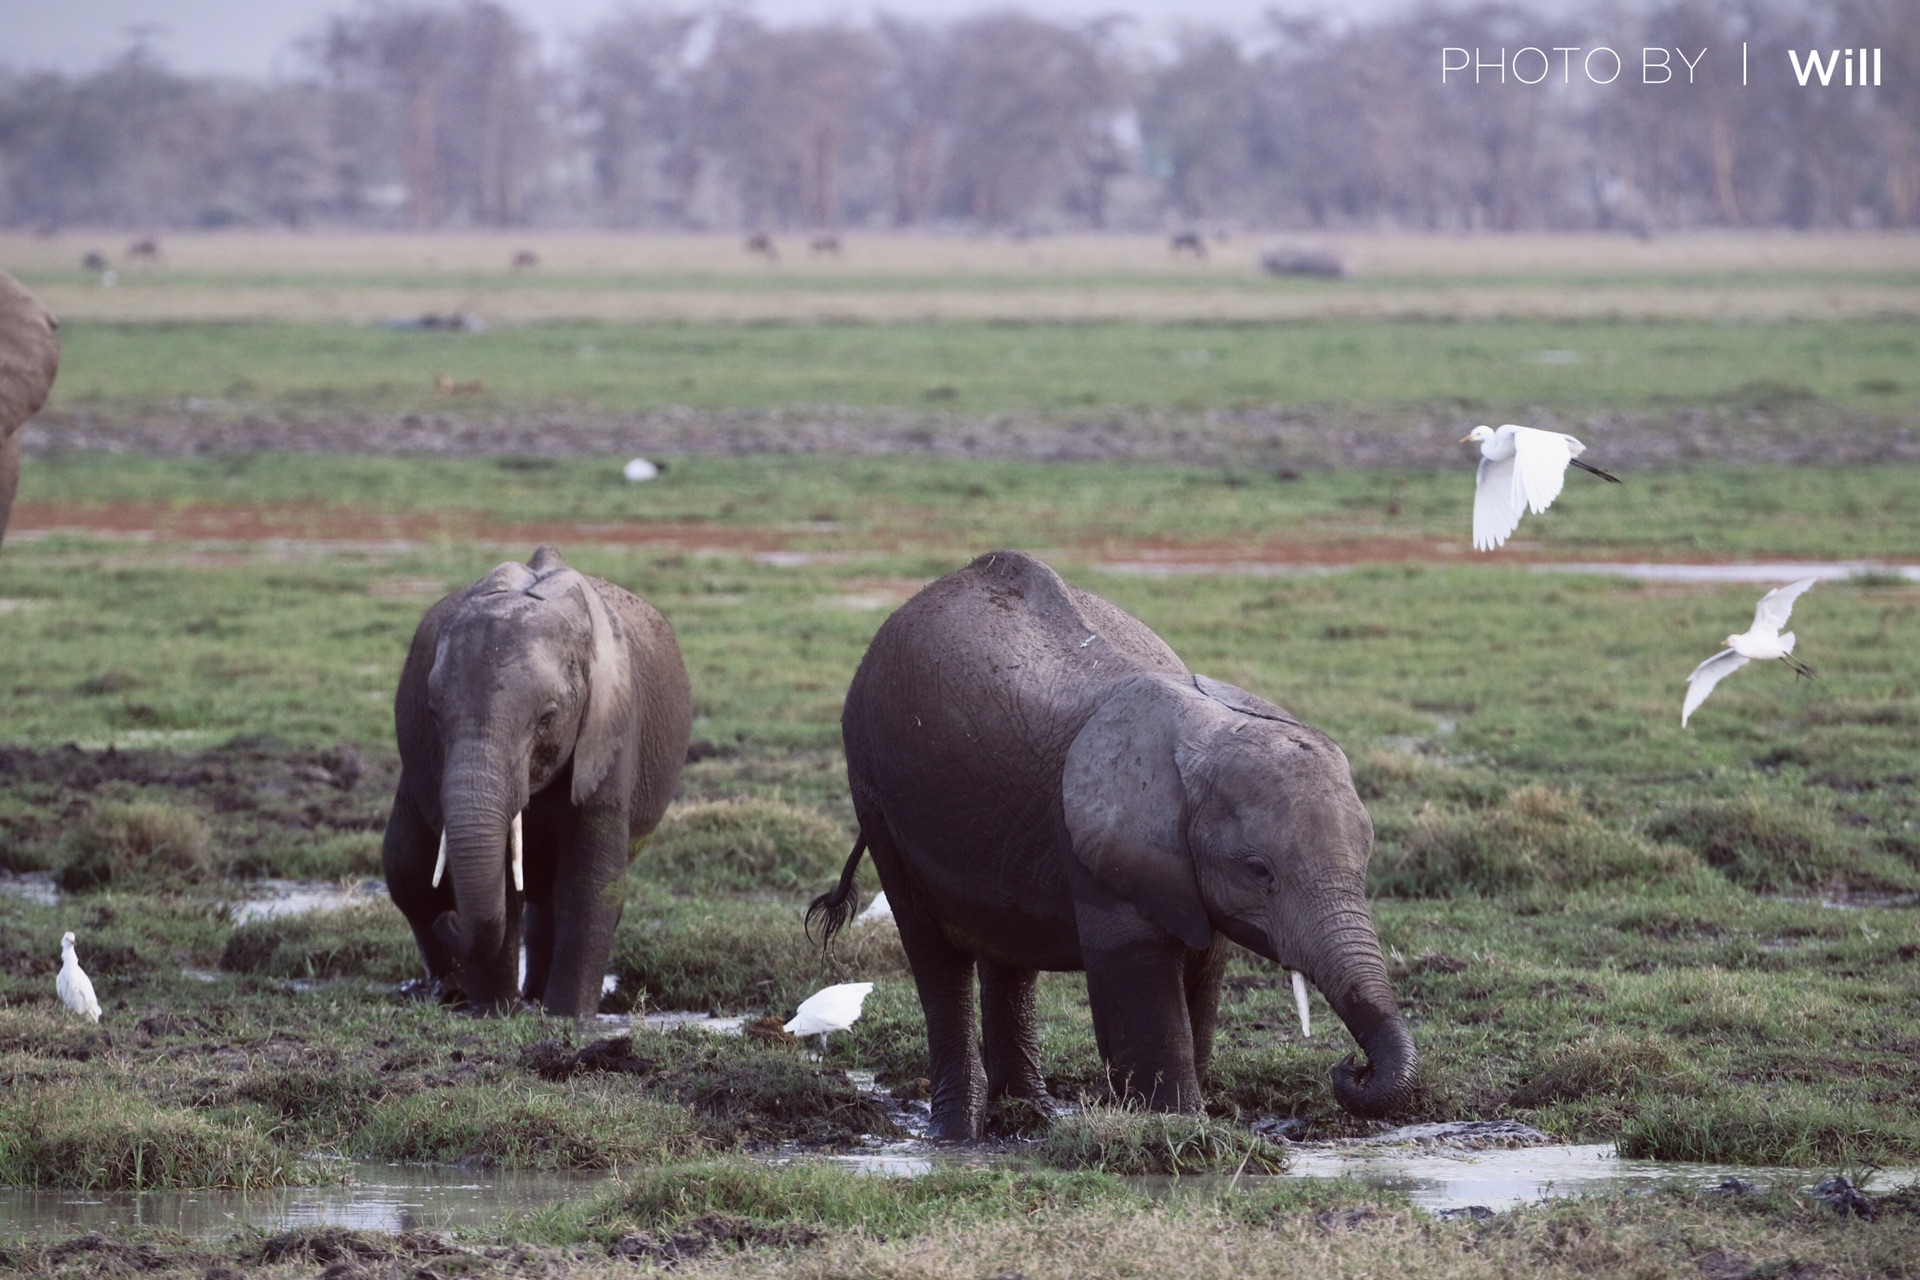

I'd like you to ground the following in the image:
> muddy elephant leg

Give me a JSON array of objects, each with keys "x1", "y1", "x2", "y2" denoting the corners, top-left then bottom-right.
[
  {"x1": 382, "y1": 786, "x2": 457, "y2": 995},
  {"x1": 541, "y1": 805, "x2": 629, "y2": 1019},
  {"x1": 979, "y1": 960, "x2": 1048, "y2": 1106},
  {"x1": 1183, "y1": 939, "x2": 1230, "y2": 1083},
  {"x1": 864, "y1": 812, "x2": 984, "y2": 1139},
  {"x1": 1073, "y1": 875, "x2": 1204, "y2": 1112}
]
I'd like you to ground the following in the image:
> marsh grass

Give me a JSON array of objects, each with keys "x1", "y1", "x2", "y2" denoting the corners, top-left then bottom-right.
[
  {"x1": 645, "y1": 797, "x2": 849, "y2": 893},
  {"x1": 352, "y1": 1081, "x2": 710, "y2": 1169},
  {"x1": 0, "y1": 1089, "x2": 301, "y2": 1190},
  {"x1": 1647, "y1": 792, "x2": 1918, "y2": 892},
  {"x1": 1039, "y1": 1107, "x2": 1290, "y2": 1175},
  {"x1": 56, "y1": 800, "x2": 212, "y2": 892},
  {"x1": 1617, "y1": 1091, "x2": 1916, "y2": 1166},
  {"x1": 219, "y1": 903, "x2": 419, "y2": 982}
]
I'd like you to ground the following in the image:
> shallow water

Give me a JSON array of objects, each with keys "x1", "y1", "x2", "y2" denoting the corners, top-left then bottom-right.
[{"x1": 227, "y1": 878, "x2": 386, "y2": 925}]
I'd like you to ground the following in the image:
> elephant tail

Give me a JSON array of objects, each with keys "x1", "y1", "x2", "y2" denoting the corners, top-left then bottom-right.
[{"x1": 805, "y1": 834, "x2": 868, "y2": 951}]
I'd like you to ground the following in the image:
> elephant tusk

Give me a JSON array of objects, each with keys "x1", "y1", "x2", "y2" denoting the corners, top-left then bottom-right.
[
  {"x1": 510, "y1": 811, "x2": 524, "y2": 892},
  {"x1": 432, "y1": 831, "x2": 447, "y2": 888},
  {"x1": 1291, "y1": 970, "x2": 1312, "y2": 1038}
]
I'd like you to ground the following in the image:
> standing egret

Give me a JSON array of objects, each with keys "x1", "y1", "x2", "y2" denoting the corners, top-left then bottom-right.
[
  {"x1": 1461, "y1": 424, "x2": 1620, "y2": 551},
  {"x1": 855, "y1": 891, "x2": 892, "y2": 926},
  {"x1": 783, "y1": 981, "x2": 873, "y2": 1050},
  {"x1": 57, "y1": 932, "x2": 101, "y2": 1023},
  {"x1": 1681, "y1": 578, "x2": 1818, "y2": 727},
  {"x1": 623, "y1": 458, "x2": 660, "y2": 482}
]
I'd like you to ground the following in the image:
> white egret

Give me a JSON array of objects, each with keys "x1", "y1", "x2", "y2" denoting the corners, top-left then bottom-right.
[
  {"x1": 1461, "y1": 424, "x2": 1620, "y2": 551},
  {"x1": 783, "y1": 981, "x2": 873, "y2": 1049},
  {"x1": 623, "y1": 458, "x2": 660, "y2": 483},
  {"x1": 1682, "y1": 578, "x2": 1818, "y2": 727},
  {"x1": 855, "y1": 891, "x2": 893, "y2": 926},
  {"x1": 57, "y1": 932, "x2": 101, "y2": 1024}
]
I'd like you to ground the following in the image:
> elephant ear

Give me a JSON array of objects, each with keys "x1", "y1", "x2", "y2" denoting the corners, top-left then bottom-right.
[
  {"x1": 0, "y1": 271, "x2": 60, "y2": 436},
  {"x1": 567, "y1": 579, "x2": 632, "y2": 803},
  {"x1": 1062, "y1": 674, "x2": 1213, "y2": 952}
]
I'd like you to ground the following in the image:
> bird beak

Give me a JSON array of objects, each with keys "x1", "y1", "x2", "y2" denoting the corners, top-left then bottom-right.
[{"x1": 1458, "y1": 434, "x2": 1475, "y2": 444}]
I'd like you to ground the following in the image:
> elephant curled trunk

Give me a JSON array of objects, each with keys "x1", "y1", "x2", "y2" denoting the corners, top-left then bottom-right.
[{"x1": 1306, "y1": 908, "x2": 1419, "y2": 1118}]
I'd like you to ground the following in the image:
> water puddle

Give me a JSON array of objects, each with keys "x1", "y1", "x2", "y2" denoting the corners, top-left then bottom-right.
[
  {"x1": 0, "y1": 871, "x2": 61, "y2": 907},
  {"x1": 0, "y1": 1163, "x2": 607, "y2": 1241},
  {"x1": 228, "y1": 879, "x2": 386, "y2": 925}
]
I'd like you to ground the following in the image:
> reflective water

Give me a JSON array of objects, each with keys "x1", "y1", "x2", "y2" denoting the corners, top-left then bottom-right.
[{"x1": 228, "y1": 879, "x2": 385, "y2": 925}]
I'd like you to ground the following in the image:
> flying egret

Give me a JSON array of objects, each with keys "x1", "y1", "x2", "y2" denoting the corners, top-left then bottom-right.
[
  {"x1": 1682, "y1": 578, "x2": 1818, "y2": 727},
  {"x1": 623, "y1": 458, "x2": 660, "y2": 482},
  {"x1": 57, "y1": 932, "x2": 101, "y2": 1024},
  {"x1": 855, "y1": 891, "x2": 893, "y2": 926},
  {"x1": 783, "y1": 981, "x2": 873, "y2": 1050},
  {"x1": 1461, "y1": 424, "x2": 1620, "y2": 551}
]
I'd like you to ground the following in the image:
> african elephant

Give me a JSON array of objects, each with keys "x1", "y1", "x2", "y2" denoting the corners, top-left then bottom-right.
[
  {"x1": 0, "y1": 270, "x2": 61, "y2": 547},
  {"x1": 811, "y1": 550, "x2": 1417, "y2": 1138},
  {"x1": 383, "y1": 546, "x2": 692, "y2": 1016}
]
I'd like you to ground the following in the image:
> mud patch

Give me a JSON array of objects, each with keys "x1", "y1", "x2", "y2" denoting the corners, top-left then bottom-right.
[{"x1": 523, "y1": 1035, "x2": 657, "y2": 1081}]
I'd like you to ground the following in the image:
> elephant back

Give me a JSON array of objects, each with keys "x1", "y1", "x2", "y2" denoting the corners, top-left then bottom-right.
[{"x1": 0, "y1": 271, "x2": 59, "y2": 435}]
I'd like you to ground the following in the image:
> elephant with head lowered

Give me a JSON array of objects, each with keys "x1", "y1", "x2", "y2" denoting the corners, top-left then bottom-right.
[
  {"x1": 0, "y1": 270, "x2": 61, "y2": 547},
  {"x1": 384, "y1": 546, "x2": 692, "y2": 1016},
  {"x1": 811, "y1": 550, "x2": 1417, "y2": 1139}
]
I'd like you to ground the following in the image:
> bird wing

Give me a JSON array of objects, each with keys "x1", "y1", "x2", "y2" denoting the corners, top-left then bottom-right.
[
  {"x1": 1472, "y1": 453, "x2": 1526, "y2": 551},
  {"x1": 1511, "y1": 427, "x2": 1573, "y2": 515},
  {"x1": 1681, "y1": 648, "x2": 1750, "y2": 727},
  {"x1": 1750, "y1": 577, "x2": 1817, "y2": 637}
]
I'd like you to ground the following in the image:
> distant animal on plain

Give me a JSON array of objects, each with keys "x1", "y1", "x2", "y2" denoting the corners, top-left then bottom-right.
[
  {"x1": 1169, "y1": 231, "x2": 1207, "y2": 259},
  {"x1": 745, "y1": 233, "x2": 779, "y2": 261},
  {"x1": 1260, "y1": 246, "x2": 1346, "y2": 278},
  {"x1": 0, "y1": 270, "x2": 61, "y2": 547},
  {"x1": 81, "y1": 251, "x2": 108, "y2": 272},
  {"x1": 809, "y1": 234, "x2": 842, "y2": 257},
  {"x1": 434, "y1": 371, "x2": 485, "y2": 395},
  {"x1": 125, "y1": 238, "x2": 162, "y2": 264},
  {"x1": 58, "y1": 932, "x2": 101, "y2": 1023},
  {"x1": 622, "y1": 458, "x2": 663, "y2": 483},
  {"x1": 510, "y1": 250, "x2": 540, "y2": 271}
]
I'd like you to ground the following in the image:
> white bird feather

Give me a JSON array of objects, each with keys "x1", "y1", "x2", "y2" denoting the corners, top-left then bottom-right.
[
  {"x1": 1682, "y1": 578, "x2": 1818, "y2": 727},
  {"x1": 784, "y1": 981, "x2": 874, "y2": 1043},
  {"x1": 57, "y1": 932, "x2": 101, "y2": 1024}
]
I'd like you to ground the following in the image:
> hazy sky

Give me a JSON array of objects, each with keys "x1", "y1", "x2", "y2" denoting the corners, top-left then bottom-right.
[{"x1": 0, "y1": 0, "x2": 1433, "y2": 78}]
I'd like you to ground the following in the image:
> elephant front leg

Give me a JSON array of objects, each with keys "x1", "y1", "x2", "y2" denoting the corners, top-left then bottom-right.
[
  {"x1": 980, "y1": 960, "x2": 1049, "y2": 1107},
  {"x1": 1075, "y1": 887, "x2": 1206, "y2": 1113},
  {"x1": 540, "y1": 806, "x2": 630, "y2": 1019},
  {"x1": 522, "y1": 902, "x2": 554, "y2": 1005},
  {"x1": 382, "y1": 788, "x2": 458, "y2": 999},
  {"x1": 1183, "y1": 939, "x2": 1230, "y2": 1084}
]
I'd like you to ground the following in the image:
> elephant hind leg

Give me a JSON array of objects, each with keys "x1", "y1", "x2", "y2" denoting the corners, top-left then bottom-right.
[{"x1": 980, "y1": 960, "x2": 1048, "y2": 1106}]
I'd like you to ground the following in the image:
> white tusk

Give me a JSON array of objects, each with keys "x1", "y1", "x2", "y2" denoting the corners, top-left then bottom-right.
[
  {"x1": 432, "y1": 831, "x2": 447, "y2": 888},
  {"x1": 1291, "y1": 970, "x2": 1312, "y2": 1038},
  {"x1": 510, "y1": 811, "x2": 524, "y2": 893}
]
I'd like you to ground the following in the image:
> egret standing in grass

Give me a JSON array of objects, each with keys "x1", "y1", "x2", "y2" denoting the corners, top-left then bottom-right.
[
  {"x1": 1682, "y1": 578, "x2": 1818, "y2": 727},
  {"x1": 57, "y1": 932, "x2": 100, "y2": 1023},
  {"x1": 1461, "y1": 424, "x2": 1620, "y2": 551},
  {"x1": 784, "y1": 981, "x2": 873, "y2": 1051}
]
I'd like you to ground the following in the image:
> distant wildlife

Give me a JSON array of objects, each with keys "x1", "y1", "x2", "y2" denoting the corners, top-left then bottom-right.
[
  {"x1": 81, "y1": 251, "x2": 108, "y2": 272},
  {"x1": 58, "y1": 932, "x2": 101, "y2": 1023},
  {"x1": 382, "y1": 545, "x2": 692, "y2": 1016},
  {"x1": 1461, "y1": 423, "x2": 1620, "y2": 551},
  {"x1": 809, "y1": 234, "x2": 842, "y2": 257},
  {"x1": 783, "y1": 981, "x2": 873, "y2": 1048},
  {"x1": 0, "y1": 269, "x2": 62, "y2": 548},
  {"x1": 125, "y1": 237, "x2": 162, "y2": 263},
  {"x1": 510, "y1": 249, "x2": 540, "y2": 271},
  {"x1": 744, "y1": 232, "x2": 779, "y2": 261},
  {"x1": 622, "y1": 457, "x2": 661, "y2": 482},
  {"x1": 1169, "y1": 230, "x2": 1207, "y2": 259},
  {"x1": 1259, "y1": 246, "x2": 1346, "y2": 278},
  {"x1": 1682, "y1": 578, "x2": 1818, "y2": 727},
  {"x1": 812, "y1": 550, "x2": 1417, "y2": 1138},
  {"x1": 433, "y1": 371, "x2": 485, "y2": 395},
  {"x1": 855, "y1": 890, "x2": 892, "y2": 926}
]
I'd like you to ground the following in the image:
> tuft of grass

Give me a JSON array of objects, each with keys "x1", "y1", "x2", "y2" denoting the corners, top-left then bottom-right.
[
  {"x1": 1647, "y1": 793, "x2": 1917, "y2": 892},
  {"x1": 1617, "y1": 1090, "x2": 1918, "y2": 1167},
  {"x1": 0, "y1": 1088, "x2": 302, "y2": 1189},
  {"x1": 219, "y1": 903, "x2": 419, "y2": 981},
  {"x1": 352, "y1": 1080, "x2": 710, "y2": 1169},
  {"x1": 1371, "y1": 785, "x2": 1702, "y2": 898},
  {"x1": 668, "y1": 1042, "x2": 895, "y2": 1145},
  {"x1": 1511, "y1": 1031, "x2": 1702, "y2": 1108},
  {"x1": 56, "y1": 801, "x2": 211, "y2": 891},
  {"x1": 645, "y1": 797, "x2": 849, "y2": 893},
  {"x1": 1039, "y1": 1107, "x2": 1289, "y2": 1176}
]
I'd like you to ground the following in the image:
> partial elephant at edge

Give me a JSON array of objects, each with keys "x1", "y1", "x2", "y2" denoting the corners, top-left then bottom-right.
[
  {"x1": 812, "y1": 549, "x2": 1419, "y2": 1139},
  {"x1": 0, "y1": 269, "x2": 62, "y2": 547},
  {"x1": 382, "y1": 545, "x2": 693, "y2": 1017}
]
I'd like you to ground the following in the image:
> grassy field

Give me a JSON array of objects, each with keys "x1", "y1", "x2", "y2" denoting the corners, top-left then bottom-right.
[{"x1": 2, "y1": 233, "x2": 1918, "y2": 1275}]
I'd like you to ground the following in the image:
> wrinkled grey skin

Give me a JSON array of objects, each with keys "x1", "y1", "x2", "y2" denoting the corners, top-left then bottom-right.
[
  {"x1": 384, "y1": 546, "x2": 691, "y2": 1017},
  {"x1": 0, "y1": 271, "x2": 61, "y2": 547},
  {"x1": 812, "y1": 550, "x2": 1417, "y2": 1138}
]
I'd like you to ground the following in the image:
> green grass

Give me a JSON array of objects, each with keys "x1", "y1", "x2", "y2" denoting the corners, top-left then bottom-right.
[
  {"x1": 37, "y1": 318, "x2": 1920, "y2": 418},
  {"x1": 1038, "y1": 1108, "x2": 1290, "y2": 1175}
]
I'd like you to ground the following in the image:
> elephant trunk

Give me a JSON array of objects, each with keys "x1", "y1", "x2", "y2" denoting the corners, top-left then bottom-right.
[
  {"x1": 1301, "y1": 903, "x2": 1419, "y2": 1119},
  {"x1": 439, "y1": 743, "x2": 522, "y2": 1000}
]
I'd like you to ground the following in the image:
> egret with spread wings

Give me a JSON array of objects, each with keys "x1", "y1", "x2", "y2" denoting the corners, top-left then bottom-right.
[
  {"x1": 1682, "y1": 578, "x2": 1818, "y2": 728},
  {"x1": 1461, "y1": 424, "x2": 1620, "y2": 551}
]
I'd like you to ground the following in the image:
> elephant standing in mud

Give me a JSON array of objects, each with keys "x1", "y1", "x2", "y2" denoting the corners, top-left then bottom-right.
[
  {"x1": 384, "y1": 546, "x2": 692, "y2": 1016},
  {"x1": 0, "y1": 270, "x2": 61, "y2": 547},
  {"x1": 811, "y1": 550, "x2": 1418, "y2": 1139}
]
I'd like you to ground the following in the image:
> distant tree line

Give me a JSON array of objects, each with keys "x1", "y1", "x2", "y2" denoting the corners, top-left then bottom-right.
[{"x1": 1, "y1": 0, "x2": 1915, "y2": 233}]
